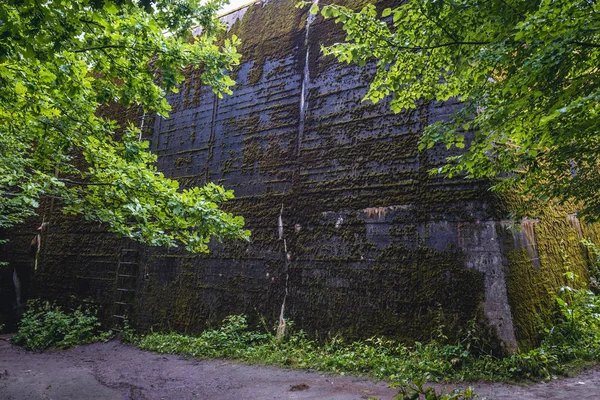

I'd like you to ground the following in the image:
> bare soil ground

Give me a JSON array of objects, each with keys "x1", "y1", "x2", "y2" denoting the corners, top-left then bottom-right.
[{"x1": 1, "y1": 335, "x2": 599, "y2": 400}]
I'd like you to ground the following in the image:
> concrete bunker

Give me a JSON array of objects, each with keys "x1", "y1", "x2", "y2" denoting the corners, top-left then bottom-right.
[{"x1": 2, "y1": 0, "x2": 599, "y2": 352}]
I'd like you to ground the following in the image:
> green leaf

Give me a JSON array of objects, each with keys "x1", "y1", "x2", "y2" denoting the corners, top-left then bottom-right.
[
  {"x1": 104, "y1": 2, "x2": 119, "y2": 14},
  {"x1": 15, "y1": 81, "x2": 27, "y2": 95}
]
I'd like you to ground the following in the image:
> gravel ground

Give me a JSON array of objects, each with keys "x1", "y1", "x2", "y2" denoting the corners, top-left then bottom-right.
[{"x1": 1, "y1": 336, "x2": 599, "y2": 399}]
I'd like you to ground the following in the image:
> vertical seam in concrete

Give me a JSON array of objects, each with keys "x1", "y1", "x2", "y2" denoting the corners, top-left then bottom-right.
[
  {"x1": 205, "y1": 94, "x2": 219, "y2": 182},
  {"x1": 296, "y1": 1, "x2": 318, "y2": 169}
]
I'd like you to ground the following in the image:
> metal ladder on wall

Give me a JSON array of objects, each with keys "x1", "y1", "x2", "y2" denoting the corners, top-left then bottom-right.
[{"x1": 112, "y1": 242, "x2": 140, "y2": 331}]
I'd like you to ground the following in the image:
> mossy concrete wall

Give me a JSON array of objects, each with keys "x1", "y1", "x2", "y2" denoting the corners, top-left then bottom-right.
[
  {"x1": 139, "y1": 0, "x2": 511, "y2": 347},
  {"x1": 1, "y1": 0, "x2": 595, "y2": 351},
  {"x1": 500, "y1": 208, "x2": 600, "y2": 349}
]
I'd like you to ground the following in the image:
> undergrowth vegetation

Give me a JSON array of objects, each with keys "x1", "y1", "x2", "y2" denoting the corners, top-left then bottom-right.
[
  {"x1": 11, "y1": 300, "x2": 112, "y2": 350},
  {"x1": 134, "y1": 274, "x2": 600, "y2": 385},
  {"x1": 393, "y1": 375, "x2": 479, "y2": 400},
  {"x1": 11, "y1": 274, "x2": 600, "y2": 387},
  {"x1": 130, "y1": 279, "x2": 594, "y2": 387}
]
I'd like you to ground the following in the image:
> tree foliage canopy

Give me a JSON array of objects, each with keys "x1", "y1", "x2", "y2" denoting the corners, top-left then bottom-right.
[
  {"x1": 309, "y1": 0, "x2": 600, "y2": 218},
  {"x1": 0, "y1": 0, "x2": 249, "y2": 252}
]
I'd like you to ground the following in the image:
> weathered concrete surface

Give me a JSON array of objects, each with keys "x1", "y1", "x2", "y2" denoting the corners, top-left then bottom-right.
[
  {"x1": 135, "y1": 0, "x2": 498, "y2": 344},
  {"x1": 135, "y1": 0, "x2": 517, "y2": 348}
]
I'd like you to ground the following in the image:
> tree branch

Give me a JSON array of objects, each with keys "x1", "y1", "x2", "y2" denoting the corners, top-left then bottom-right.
[
  {"x1": 569, "y1": 42, "x2": 600, "y2": 48},
  {"x1": 59, "y1": 178, "x2": 115, "y2": 186},
  {"x1": 71, "y1": 45, "x2": 136, "y2": 53}
]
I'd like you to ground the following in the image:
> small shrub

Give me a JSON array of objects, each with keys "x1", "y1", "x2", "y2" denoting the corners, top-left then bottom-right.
[
  {"x1": 121, "y1": 319, "x2": 140, "y2": 344},
  {"x1": 393, "y1": 374, "x2": 480, "y2": 399},
  {"x1": 12, "y1": 300, "x2": 112, "y2": 350},
  {"x1": 581, "y1": 239, "x2": 600, "y2": 293},
  {"x1": 499, "y1": 347, "x2": 559, "y2": 380},
  {"x1": 544, "y1": 286, "x2": 600, "y2": 361}
]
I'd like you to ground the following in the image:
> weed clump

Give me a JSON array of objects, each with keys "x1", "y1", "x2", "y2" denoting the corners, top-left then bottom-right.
[
  {"x1": 12, "y1": 300, "x2": 112, "y2": 350},
  {"x1": 138, "y1": 315, "x2": 269, "y2": 358}
]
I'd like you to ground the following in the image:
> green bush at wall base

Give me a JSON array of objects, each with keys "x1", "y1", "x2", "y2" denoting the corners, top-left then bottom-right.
[{"x1": 11, "y1": 300, "x2": 113, "y2": 350}]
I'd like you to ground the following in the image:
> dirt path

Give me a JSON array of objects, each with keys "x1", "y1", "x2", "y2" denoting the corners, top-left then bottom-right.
[{"x1": 1, "y1": 336, "x2": 599, "y2": 399}]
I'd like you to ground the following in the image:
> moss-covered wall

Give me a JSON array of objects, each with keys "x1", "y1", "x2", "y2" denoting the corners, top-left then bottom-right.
[
  {"x1": 501, "y1": 207, "x2": 600, "y2": 349},
  {"x1": 3, "y1": 0, "x2": 596, "y2": 350},
  {"x1": 139, "y1": 0, "x2": 498, "y2": 343},
  {"x1": 0, "y1": 203, "x2": 124, "y2": 330}
]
